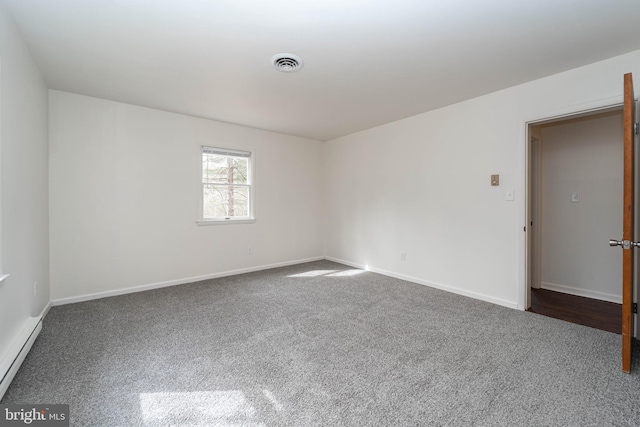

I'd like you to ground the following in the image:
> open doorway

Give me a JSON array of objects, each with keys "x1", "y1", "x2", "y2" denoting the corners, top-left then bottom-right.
[{"x1": 527, "y1": 107, "x2": 624, "y2": 333}]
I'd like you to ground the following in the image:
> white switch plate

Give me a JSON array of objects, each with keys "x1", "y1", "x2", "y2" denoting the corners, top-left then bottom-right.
[
  {"x1": 505, "y1": 190, "x2": 514, "y2": 201},
  {"x1": 571, "y1": 192, "x2": 580, "y2": 202}
]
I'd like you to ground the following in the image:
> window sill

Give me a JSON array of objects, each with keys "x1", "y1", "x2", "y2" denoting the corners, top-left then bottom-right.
[{"x1": 196, "y1": 219, "x2": 256, "y2": 226}]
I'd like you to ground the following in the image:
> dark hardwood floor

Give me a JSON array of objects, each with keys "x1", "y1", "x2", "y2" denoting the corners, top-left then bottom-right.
[{"x1": 527, "y1": 288, "x2": 621, "y2": 334}]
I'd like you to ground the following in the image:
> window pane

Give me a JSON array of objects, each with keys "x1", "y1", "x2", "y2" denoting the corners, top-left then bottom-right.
[
  {"x1": 202, "y1": 154, "x2": 248, "y2": 185},
  {"x1": 203, "y1": 185, "x2": 249, "y2": 218}
]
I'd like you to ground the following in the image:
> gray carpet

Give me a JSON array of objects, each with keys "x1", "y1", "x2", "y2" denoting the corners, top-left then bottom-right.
[{"x1": 2, "y1": 260, "x2": 640, "y2": 426}]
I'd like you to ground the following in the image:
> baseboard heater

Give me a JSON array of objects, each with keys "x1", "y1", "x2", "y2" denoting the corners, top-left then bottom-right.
[{"x1": 0, "y1": 316, "x2": 42, "y2": 400}]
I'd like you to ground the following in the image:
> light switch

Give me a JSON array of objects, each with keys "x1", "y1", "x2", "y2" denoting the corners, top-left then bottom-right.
[
  {"x1": 571, "y1": 192, "x2": 580, "y2": 203},
  {"x1": 505, "y1": 190, "x2": 514, "y2": 201},
  {"x1": 491, "y1": 174, "x2": 499, "y2": 186}
]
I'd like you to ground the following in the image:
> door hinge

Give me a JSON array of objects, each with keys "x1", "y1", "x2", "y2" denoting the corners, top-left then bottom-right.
[
  {"x1": 634, "y1": 303, "x2": 638, "y2": 314},
  {"x1": 635, "y1": 123, "x2": 639, "y2": 135}
]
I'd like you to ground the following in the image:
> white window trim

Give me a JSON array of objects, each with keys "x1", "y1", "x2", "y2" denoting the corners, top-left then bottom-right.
[
  {"x1": 196, "y1": 218, "x2": 256, "y2": 226},
  {"x1": 197, "y1": 145, "x2": 256, "y2": 226}
]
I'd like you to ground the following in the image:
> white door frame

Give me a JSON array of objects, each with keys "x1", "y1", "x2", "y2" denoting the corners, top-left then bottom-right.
[{"x1": 519, "y1": 96, "x2": 624, "y2": 311}]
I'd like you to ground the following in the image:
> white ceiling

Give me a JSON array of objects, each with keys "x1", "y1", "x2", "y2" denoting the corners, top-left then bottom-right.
[{"x1": 2, "y1": 0, "x2": 640, "y2": 141}]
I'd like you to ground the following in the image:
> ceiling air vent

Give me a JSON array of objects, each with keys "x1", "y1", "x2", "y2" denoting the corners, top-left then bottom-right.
[{"x1": 271, "y1": 53, "x2": 304, "y2": 73}]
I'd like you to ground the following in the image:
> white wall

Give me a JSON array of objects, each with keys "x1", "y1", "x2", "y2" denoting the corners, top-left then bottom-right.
[
  {"x1": 325, "y1": 49, "x2": 640, "y2": 310},
  {"x1": 539, "y1": 113, "x2": 623, "y2": 303},
  {"x1": 10, "y1": 10, "x2": 640, "y2": 318},
  {"x1": 0, "y1": 5, "x2": 49, "y2": 356},
  {"x1": 49, "y1": 91, "x2": 324, "y2": 302}
]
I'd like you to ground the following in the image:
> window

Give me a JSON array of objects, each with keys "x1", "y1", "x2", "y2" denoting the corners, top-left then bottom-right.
[{"x1": 199, "y1": 146, "x2": 254, "y2": 224}]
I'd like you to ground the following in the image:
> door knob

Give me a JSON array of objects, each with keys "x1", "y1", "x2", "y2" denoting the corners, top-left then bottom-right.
[{"x1": 609, "y1": 239, "x2": 640, "y2": 248}]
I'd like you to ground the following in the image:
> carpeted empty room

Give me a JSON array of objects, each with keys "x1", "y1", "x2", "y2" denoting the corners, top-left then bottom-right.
[
  {"x1": 2, "y1": 260, "x2": 639, "y2": 426},
  {"x1": 4, "y1": 2, "x2": 640, "y2": 426}
]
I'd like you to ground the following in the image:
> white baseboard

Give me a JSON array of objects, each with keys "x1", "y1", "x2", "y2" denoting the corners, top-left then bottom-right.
[
  {"x1": 325, "y1": 256, "x2": 518, "y2": 310},
  {"x1": 52, "y1": 256, "x2": 326, "y2": 306},
  {"x1": 52, "y1": 254, "x2": 520, "y2": 311},
  {"x1": 40, "y1": 301, "x2": 52, "y2": 319},
  {"x1": 540, "y1": 282, "x2": 622, "y2": 304},
  {"x1": 0, "y1": 316, "x2": 42, "y2": 400}
]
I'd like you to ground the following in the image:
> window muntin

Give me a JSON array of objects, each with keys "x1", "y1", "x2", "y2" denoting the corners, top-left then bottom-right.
[{"x1": 201, "y1": 146, "x2": 252, "y2": 221}]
